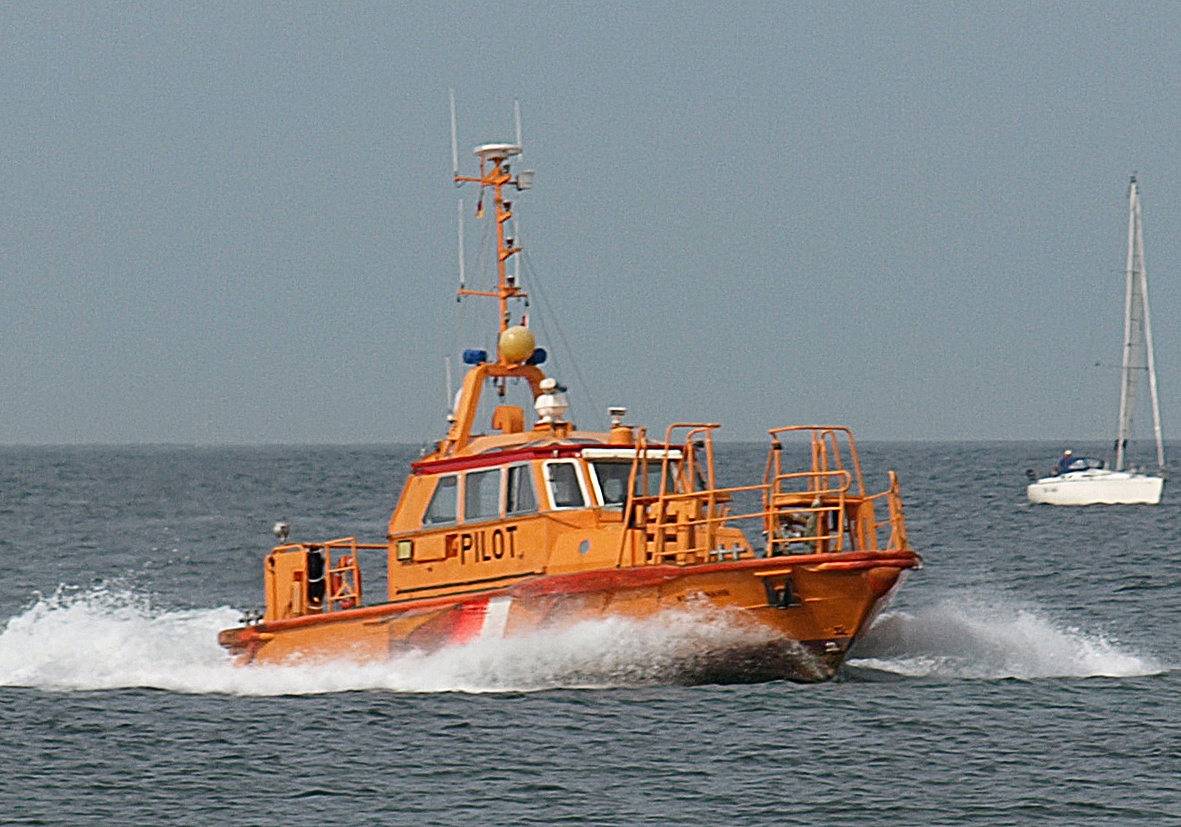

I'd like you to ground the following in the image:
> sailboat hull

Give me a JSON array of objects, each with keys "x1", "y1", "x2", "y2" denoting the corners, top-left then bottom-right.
[{"x1": 1027, "y1": 470, "x2": 1164, "y2": 505}]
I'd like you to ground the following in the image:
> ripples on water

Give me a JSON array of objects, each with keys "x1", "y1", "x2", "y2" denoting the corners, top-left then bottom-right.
[{"x1": 1, "y1": 443, "x2": 1179, "y2": 825}]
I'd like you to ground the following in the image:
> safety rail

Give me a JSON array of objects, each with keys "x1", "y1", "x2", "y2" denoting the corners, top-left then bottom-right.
[
  {"x1": 882, "y1": 471, "x2": 908, "y2": 549},
  {"x1": 271, "y1": 537, "x2": 384, "y2": 615},
  {"x1": 614, "y1": 425, "x2": 908, "y2": 567},
  {"x1": 765, "y1": 425, "x2": 867, "y2": 496},
  {"x1": 763, "y1": 467, "x2": 853, "y2": 557}
]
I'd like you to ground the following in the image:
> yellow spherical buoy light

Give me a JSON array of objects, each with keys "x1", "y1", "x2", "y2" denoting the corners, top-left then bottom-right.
[{"x1": 499, "y1": 325, "x2": 536, "y2": 363}]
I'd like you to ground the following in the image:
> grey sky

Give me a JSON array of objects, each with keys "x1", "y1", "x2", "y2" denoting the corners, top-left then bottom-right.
[{"x1": 2, "y1": 2, "x2": 1179, "y2": 445}]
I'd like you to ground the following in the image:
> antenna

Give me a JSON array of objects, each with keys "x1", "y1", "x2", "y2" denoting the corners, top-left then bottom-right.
[
  {"x1": 514, "y1": 99, "x2": 523, "y2": 153},
  {"x1": 457, "y1": 199, "x2": 466, "y2": 290},
  {"x1": 512, "y1": 97, "x2": 523, "y2": 288},
  {"x1": 444, "y1": 356, "x2": 454, "y2": 417},
  {"x1": 512, "y1": 213, "x2": 521, "y2": 286},
  {"x1": 451, "y1": 98, "x2": 531, "y2": 337},
  {"x1": 449, "y1": 89, "x2": 459, "y2": 181}
]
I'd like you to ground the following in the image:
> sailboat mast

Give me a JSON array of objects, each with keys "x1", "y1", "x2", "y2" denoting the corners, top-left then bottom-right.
[
  {"x1": 1116, "y1": 178, "x2": 1139, "y2": 472},
  {"x1": 1137, "y1": 188, "x2": 1166, "y2": 472},
  {"x1": 1114, "y1": 176, "x2": 1166, "y2": 473}
]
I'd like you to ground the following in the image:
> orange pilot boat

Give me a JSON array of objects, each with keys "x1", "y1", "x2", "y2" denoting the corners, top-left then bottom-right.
[{"x1": 218, "y1": 127, "x2": 921, "y2": 683}]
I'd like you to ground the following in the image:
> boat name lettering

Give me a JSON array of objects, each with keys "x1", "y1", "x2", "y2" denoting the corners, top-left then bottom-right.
[{"x1": 450, "y1": 525, "x2": 520, "y2": 564}]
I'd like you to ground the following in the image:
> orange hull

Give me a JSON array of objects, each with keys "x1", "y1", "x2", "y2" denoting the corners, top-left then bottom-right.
[{"x1": 219, "y1": 549, "x2": 919, "y2": 683}]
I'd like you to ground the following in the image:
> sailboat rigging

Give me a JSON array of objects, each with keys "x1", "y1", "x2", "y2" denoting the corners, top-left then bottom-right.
[
  {"x1": 1027, "y1": 175, "x2": 1167, "y2": 505},
  {"x1": 1115, "y1": 175, "x2": 1165, "y2": 474}
]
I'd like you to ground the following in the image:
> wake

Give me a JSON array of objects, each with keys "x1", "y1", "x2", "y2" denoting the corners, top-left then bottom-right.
[
  {"x1": 849, "y1": 595, "x2": 1163, "y2": 680},
  {"x1": 0, "y1": 586, "x2": 784, "y2": 695},
  {"x1": 0, "y1": 586, "x2": 1163, "y2": 694}
]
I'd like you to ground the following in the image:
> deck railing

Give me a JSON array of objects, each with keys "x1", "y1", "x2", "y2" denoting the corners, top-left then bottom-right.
[
  {"x1": 615, "y1": 425, "x2": 908, "y2": 567},
  {"x1": 270, "y1": 537, "x2": 385, "y2": 615}
]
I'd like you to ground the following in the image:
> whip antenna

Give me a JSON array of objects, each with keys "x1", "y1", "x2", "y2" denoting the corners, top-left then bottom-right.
[
  {"x1": 449, "y1": 89, "x2": 459, "y2": 182},
  {"x1": 510, "y1": 100, "x2": 524, "y2": 289},
  {"x1": 512, "y1": 213, "x2": 521, "y2": 287},
  {"x1": 444, "y1": 356, "x2": 454, "y2": 418},
  {"x1": 457, "y1": 199, "x2": 466, "y2": 291},
  {"x1": 514, "y1": 99, "x2": 523, "y2": 154}
]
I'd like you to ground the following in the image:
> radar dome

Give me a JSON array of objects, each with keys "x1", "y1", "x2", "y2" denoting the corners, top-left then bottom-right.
[{"x1": 499, "y1": 326, "x2": 536, "y2": 363}]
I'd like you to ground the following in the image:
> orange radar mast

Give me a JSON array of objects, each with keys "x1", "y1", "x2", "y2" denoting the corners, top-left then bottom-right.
[{"x1": 454, "y1": 142, "x2": 534, "y2": 364}]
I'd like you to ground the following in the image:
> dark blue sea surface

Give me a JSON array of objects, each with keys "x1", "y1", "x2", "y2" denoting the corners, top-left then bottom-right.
[{"x1": 1, "y1": 442, "x2": 1179, "y2": 825}]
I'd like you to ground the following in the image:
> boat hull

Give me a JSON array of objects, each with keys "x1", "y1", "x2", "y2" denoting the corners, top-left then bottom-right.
[
  {"x1": 219, "y1": 551, "x2": 919, "y2": 684},
  {"x1": 1027, "y1": 470, "x2": 1164, "y2": 505}
]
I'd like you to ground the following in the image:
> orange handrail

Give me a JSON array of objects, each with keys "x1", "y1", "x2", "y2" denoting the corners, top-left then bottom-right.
[
  {"x1": 618, "y1": 428, "x2": 908, "y2": 565},
  {"x1": 270, "y1": 537, "x2": 384, "y2": 614}
]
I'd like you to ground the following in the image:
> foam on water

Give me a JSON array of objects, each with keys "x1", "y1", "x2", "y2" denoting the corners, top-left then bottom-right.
[
  {"x1": 0, "y1": 586, "x2": 783, "y2": 695},
  {"x1": 850, "y1": 595, "x2": 1165, "y2": 680},
  {"x1": 1, "y1": 585, "x2": 1164, "y2": 694}
]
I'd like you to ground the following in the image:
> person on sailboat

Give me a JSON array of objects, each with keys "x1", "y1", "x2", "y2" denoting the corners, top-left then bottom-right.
[
  {"x1": 1056, "y1": 450, "x2": 1075, "y2": 475},
  {"x1": 1054, "y1": 450, "x2": 1104, "y2": 475}
]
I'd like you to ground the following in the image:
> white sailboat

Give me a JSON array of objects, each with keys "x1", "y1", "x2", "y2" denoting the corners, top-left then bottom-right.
[{"x1": 1027, "y1": 175, "x2": 1167, "y2": 506}]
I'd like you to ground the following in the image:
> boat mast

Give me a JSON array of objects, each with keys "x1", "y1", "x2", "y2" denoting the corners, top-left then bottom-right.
[
  {"x1": 1115, "y1": 175, "x2": 1166, "y2": 473},
  {"x1": 436, "y1": 104, "x2": 545, "y2": 457},
  {"x1": 455, "y1": 144, "x2": 528, "y2": 340},
  {"x1": 1139, "y1": 183, "x2": 1166, "y2": 472}
]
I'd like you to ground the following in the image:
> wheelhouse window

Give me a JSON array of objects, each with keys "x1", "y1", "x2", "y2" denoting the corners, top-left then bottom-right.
[
  {"x1": 589, "y1": 460, "x2": 680, "y2": 506},
  {"x1": 464, "y1": 468, "x2": 501, "y2": 522},
  {"x1": 641, "y1": 461, "x2": 680, "y2": 496},
  {"x1": 591, "y1": 461, "x2": 631, "y2": 506},
  {"x1": 505, "y1": 464, "x2": 537, "y2": 515},
  {"x1": 423, "y1": 474, "x2": 458, "y2": 525},
  {"x1": 544, "y1": 461, "x2": 586, "y2": 509}
]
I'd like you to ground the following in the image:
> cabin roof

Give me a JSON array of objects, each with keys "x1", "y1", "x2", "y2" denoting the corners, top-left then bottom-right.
[
  {"x1": 413, "y1": 430, "x2": 672, "y2": 475},
  {"x1": 414, "y1": 431, "x2": 601, "y2": 475}
]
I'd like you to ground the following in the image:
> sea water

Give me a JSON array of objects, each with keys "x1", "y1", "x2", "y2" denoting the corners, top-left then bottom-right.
[{"x1": 0, "y1": 443, "x2": 1177, "y2": 825}]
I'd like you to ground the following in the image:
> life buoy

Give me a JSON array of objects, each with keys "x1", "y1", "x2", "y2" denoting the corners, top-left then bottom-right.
[{"x1": 330, "y1": 555, "x2": 361, "y2": 609}]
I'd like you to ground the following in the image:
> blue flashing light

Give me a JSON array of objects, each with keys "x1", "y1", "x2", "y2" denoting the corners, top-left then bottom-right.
[
  {"x1": 526, "y1": 347, "x2": 547, "y2": 365},
  {"x1": 462, "y1": 348, "x2": 488, "y2": 365}
]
